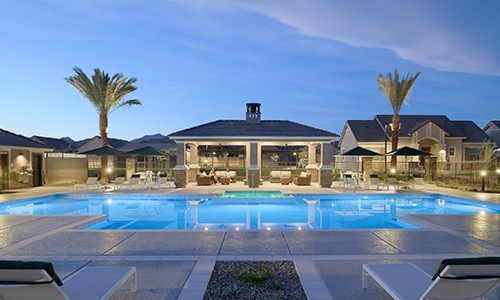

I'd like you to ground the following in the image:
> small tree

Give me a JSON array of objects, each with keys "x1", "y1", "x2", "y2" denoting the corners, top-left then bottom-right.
[{"x1": 479, "y1": 140, "x2": 499, "y2": 171}]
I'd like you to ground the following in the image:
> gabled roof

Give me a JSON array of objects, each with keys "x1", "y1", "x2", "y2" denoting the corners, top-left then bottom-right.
[
  {"x1": 374, "y1": 115, "x2": 464, "y2": 137},
  {"x1": 453, "y1": 121, "x2": 492, "y2": 143},
  {"x1": 168, "y1": 120, "x2": 338, "y2": 140},
  {"x1": 408, "y1": 120, "x2": 450, "y2": 136},
  {"x1": 0, "y1": 129, "x2": 52, "y2": 149},
  {"x1": 483, "y1": 121, "x2": 500, "y2": 131},
  {"x1": 32, "y1": 136, "x2": 76, "y2": 152},
  {"x1": 345, "y1": 120, "x2": 386, "y2": 143}
]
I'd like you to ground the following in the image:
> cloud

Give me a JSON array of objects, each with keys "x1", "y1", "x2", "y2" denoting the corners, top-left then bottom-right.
[{"x1": 198, "y1": 0, "x2": 500, "y2": 75}]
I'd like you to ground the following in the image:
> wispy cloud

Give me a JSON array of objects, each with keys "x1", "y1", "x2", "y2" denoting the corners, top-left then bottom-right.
[{"x1": 195, "y1": 0, "x2": 500, "y2": 75}]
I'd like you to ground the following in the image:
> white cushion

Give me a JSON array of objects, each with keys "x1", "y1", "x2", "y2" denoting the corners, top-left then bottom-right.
[
  {"x1": 300, "y1": 172, "x2": 308, "y2": 177},
  {"x1": 270, "y1": 171, "x2": 281, "y2": 178},
  {"x1": 282, "y1": 171, "x2": 292, "y2": 177}
]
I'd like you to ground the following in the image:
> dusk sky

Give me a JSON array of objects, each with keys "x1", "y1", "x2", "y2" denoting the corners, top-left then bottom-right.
[{"x1": 1, "y1": 1, "x2": 499, "y2": 141}]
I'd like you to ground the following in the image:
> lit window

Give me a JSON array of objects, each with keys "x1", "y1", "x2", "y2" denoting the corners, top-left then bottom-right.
[{"x1": 448, "y1": 147, "x2": 456, "y2": 157}]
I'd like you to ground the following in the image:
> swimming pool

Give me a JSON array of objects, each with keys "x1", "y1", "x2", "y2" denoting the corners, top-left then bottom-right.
[
  {"x1": 1, "y1": 194, "x2": 498, "y2": 230},
  {"x1": 219, "y1": 190, "x2": 289, "y2": 198}
]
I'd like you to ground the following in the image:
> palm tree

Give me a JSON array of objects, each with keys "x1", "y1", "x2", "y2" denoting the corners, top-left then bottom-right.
[
  {"x1": 65, "y1": 67, "x2": 141, "y2": 182},
  {"x1": 377, "y1": 69, "x2": 420, "y2": 168}
]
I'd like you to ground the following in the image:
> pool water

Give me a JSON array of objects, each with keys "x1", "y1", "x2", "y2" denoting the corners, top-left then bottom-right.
[
  {"x1": 1, "y1": 194, "x2": 498, "y2": 230},
  {"x1": 219, "y1": 190, "x2": 288, "y2": 198}
]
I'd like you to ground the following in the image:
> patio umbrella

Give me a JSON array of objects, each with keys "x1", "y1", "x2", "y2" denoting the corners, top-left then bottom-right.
[
  {"x1": 80, "y1": 146, "x2": 123, "y2": 156},
  {"x1": 340, "y1": 146, "x2": 382, "y2": 176},
  {"x1": 124, "y1": 146, "x2": 170, "y2": 171},
  {"x1": 341, "y1": 146, "x2": 382, "y2": 156},
  {"x1": 386, "y1": 146, "x2": 432, "y2": 174},
  {"x1": 386, "y1": 146, "x2": 432, "y2": 156}
]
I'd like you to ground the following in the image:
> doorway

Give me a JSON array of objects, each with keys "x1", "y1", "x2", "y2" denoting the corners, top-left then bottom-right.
[
  {"x1": 0, "y1": 153, "x2": 7, "y2": 190},
  {"x1": 32, "y1": 154, "x2": 43, "y2": 186}
]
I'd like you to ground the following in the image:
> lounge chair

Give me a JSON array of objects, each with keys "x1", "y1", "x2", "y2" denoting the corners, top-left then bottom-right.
[
  {"x1": 74, "y1": 177, "x2": 101, "y2": 191},
  {"x1": 362, "y1": 256, "x2": 500, "y2": 300},
  {"x1": 388, "y1": 177, "x2": 410, "y2": 190},
  {"x1": 370, "y1": 176, "x2": 389, "y2": 190},
  {"x1": 151, "y1": 176, "x2": 169, "y2": 190},
  {"x1": 343, "y1": 174, "x2": 361, "y2": 191},
  {"x1": 109, "y1": 177, "x2": 125, "y2": 190},
  {"x1": 410, "y1": 177, "x2": 436, "y2": 189},
  {"x1": 0, "y1": 260, "x2": 136, "y2": 300},
  {"x1": 121, "y1": 177, "x2": 142, "y2": 190}
]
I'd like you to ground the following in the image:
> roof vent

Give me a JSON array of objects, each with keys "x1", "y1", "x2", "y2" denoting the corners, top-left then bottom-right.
[{"x1": 246, "y1": 103, "x2": 261, "y2": 124}]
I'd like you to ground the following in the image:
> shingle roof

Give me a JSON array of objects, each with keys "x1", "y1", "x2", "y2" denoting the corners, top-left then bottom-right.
[
  {"x1": 32, "y1": 136, "x2": 72, "y2": 151},
  {"x1": 374, "y1": 115, "x2": 465, "y2": 137},
  {"x1": 484, "y1": 121, "x2": 500, "y2": 131},
  {"x1": 452, "y1": 121, "x2": 492, "y2": 143},
  {"x1": 346, "y1": 115, "x2": 489, "y2": 143},
  {"x1": 346, "y1": 120, "x2": 386, "y2": 142},
  {"x1": 168, "y1": 120, "x2": 338, "y2": 139},
  {"x1": 0, "y1": 129, "x2": 51, "y2": 149}
]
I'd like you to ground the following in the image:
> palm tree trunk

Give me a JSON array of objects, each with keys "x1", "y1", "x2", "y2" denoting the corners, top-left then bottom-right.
[
  {"x1": 99, "y1": 113, "x2": 109, "y2": 183},
  {"x1": 391, "y1": 114, "x2": 401, "y2": 169}
]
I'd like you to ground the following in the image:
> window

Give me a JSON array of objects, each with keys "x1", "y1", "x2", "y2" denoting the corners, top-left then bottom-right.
[
  {"x1": 448, "y1": 146, "x2": 456, "y2": 157},
  {"x1": 464, "y1": 147, "x2": 480, "y2": 161}
]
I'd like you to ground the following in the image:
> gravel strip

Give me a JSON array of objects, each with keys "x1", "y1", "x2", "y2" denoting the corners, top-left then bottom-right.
[{"x1": 203, "y1": 261, "x2": 307, "y2": 300}]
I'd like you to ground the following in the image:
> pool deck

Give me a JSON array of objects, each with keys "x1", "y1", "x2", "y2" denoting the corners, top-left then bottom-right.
[{"x1": 1, "y1": 182, "x2": 499, "y2": 299}]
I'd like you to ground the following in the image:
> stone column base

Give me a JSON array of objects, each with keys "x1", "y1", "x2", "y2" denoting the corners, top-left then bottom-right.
[
  {"x1": 174, "y1": 168, "x2": 187, "y2": 188},
  {"x1": 187, "y1": 165, "x2": 200, "y2": 182},
  {"x1": 319, "y1": 168, "x2": 332, "y2": 188},
  {"x1": 246, "y1": 169, "x2": 261, "y2": 188},
  {"x1": 306, "y1": 165, "x2": 319, "y2": 182}
]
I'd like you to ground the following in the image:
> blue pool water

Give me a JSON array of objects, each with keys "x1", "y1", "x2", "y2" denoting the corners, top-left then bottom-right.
[
  {"x1": 220, "y1": 190, "x2": 289, "y2": 198},
  {"x1": 0, "y1": 194, "x2": 498, "y2": 230}
]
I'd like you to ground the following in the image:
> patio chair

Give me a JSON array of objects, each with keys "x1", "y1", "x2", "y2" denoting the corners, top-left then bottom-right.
[
  {"x1": 362, "y1": 256, "x2": 500, "y2": 300},
  {"x1": 120, "y1": 177, "x2": 142, "y2": 190},
  {"x1": 151, "y1": 176, "x2": 169, "y2": 190},
  {"x1": 74, "y1": 177, "x2": 100, "y2": 191},
  {"x1": 294, "y1": 172, "x2": 311, "y2": 186},
  {"x1": 370, "y1": 176, "x2": 389, "y2": 190},
  {"x1": 388, "y1": 177, "x2": 410, "y2": 190},
  {"x1": 109, "y1": 177, "x2": 125, "y2": 190},
  {"x1": 0, "y1": 260, "x2": 136, "y2": 300},
  {"x1": 343, "y1": 174, "x2": 360, "y2": 191}
]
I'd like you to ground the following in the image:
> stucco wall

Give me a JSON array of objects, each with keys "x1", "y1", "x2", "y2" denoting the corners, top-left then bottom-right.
[{"x1": 45, "y1": 157, "x2": 88, "y2": 185}]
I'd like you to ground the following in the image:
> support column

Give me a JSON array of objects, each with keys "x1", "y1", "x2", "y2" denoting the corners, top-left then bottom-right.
[
  {"x1": 306, "y1": 143, "x2": 319, "y2": 182},
  {"x1": 246, "y1": 141, "x2": 260, "y2": 187},
  {"x1": 126, "y1": 157, "x2": 136, "y2": 180},
  {"x1": 174, "y1": 141, "x2": 187, "y2": 188},
  {"x1": 362, "y1": 157, "x2": 373, "y2": 181},
  {"x1": 425, "y1": 156, "x2": 437, "y2": 181},
  {"x1": 319, "y1": 141, "x2": 334, "y2": 188},
  {"x1": 187, "y1": 143, "x2": 200, "y2": 182}
]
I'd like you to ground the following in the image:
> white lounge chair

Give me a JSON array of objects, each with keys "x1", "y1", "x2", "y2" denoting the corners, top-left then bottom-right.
[
  {"x1": 0, "y1": 260, "x2": 136, "y2": 300},
  {"x1": 109, "y1": 177, "x2": 125, "y2": 190},
  {"x1": 388, "y1": 177, "x2": 410, "y2": 190},
  {"x1": 121, "y1": 177, "x2": 142, "y2": 190},
  {"x1": 370, "y1": 177, "x2": 389, "y2": 190},
  {"x1": 362, "y1": 256, "x2": 500, "y2": 300},
  {"x1": 343, "y1": 174, "x2": 361, "y2": 191},
  {"x1": 74, "y1": 177, "x2": 101, "y2": 191},
  {"x1": 151, "y1": 176, "x2": 170, "y2": 190}
]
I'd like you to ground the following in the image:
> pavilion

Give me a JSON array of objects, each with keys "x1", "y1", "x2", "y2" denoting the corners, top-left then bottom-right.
[{"x1": 168, "y1": 103, "x2": 338, "y2": 188}]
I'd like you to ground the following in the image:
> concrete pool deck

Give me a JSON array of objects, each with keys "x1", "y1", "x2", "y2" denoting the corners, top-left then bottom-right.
[{"x1": 0, "y1": 182, "x2": 499, "y2": 299}]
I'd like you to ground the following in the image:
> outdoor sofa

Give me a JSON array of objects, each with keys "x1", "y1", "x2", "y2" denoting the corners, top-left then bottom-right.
[{"x1": 269, "y1": 171, "x2": 293, "y2": 183}]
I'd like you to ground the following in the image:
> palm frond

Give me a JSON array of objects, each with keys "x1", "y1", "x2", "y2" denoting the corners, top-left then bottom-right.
[{"x1": 377, "y1": 68, "x2": 420, "y2": 114}]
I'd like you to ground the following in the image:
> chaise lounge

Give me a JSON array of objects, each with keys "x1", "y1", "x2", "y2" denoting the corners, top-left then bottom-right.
[
  {"x1": 0, "y1": 260, "x2": 136, "y2": 300},
  {"x1": 362, "y1": 256, "x2": 500, "y2": 300}
]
